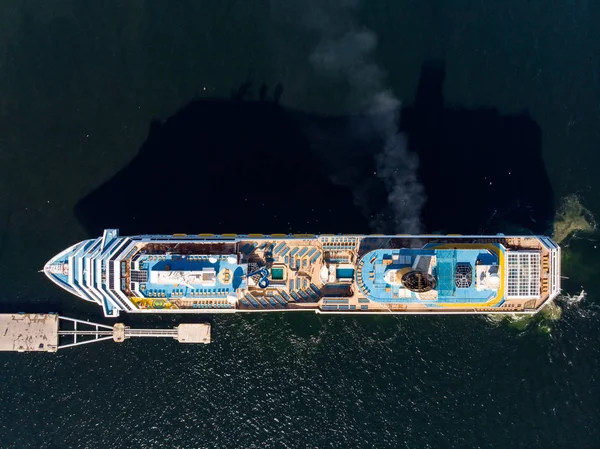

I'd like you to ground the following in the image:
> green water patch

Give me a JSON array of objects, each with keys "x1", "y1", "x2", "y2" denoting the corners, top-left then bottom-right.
[
  {"x1": 540, "y1": 301, "x2": 562, "y2": 321},
  {"x1": 553, "y1": 194, "x2": 595, "y2": 244},
  {"x1": 535, "y1": 302, "x2": 563, "y2": 334},
  {"x1": 486, "y1": 301, "x2": 563, "y2": 334},
  {"x1": 487, "y1": 291, "x2": 589, "y2": 335},
  {"x1": 560, "y1": 233, "x2": 600, "y2": 292}
]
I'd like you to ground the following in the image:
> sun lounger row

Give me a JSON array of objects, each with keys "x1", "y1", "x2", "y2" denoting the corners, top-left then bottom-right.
[
  {"x1": 289, "y1": 257, "x2": 309, "y2": 269},
  {"x1": 242, "y1": 293, "x2": 287, "y2": 308},
  {"x1": 191, "y1": 303, "x2": 232, "y2": 309},
  {"x1": 285, "y1": 254, "x2": 319, "y2": 270},
  {"x1": 263, "y1": 296, "x2": 282, "y2": 307},
  {"x1": 188, "y1": 289, "x2": 228, "y2": 297},
  {"x1": 323, "y1": 244, "x2": 354, "y2": 250},
  {"x1": 244, "y1": 294, "x2": 259, "y2": 307},
  {"x1": 283, "y1": 281, "x2": 321, "y2": 301},
  {"x1": 240, "y1": 243, "x2": 257, "y2": 255},
  {"x1": 185, "y1": 255, "x2": 230, "y2": 261},
  {"x1": 288, "y1": 287, "x2": 319, "y2": 302},
  {"x1": 357, "y1": 278, "x2": 371, "y2": 295},
  {"x1": 290, "y1": 280, "x2": 321, "y2": 302},
  {"x1": 272, "y1": 294, "x2": 288, "y2": 306},
  {"x1": 297, "y1": 289, "x2": 310, "y2": 300},
  {"x1": 306, "y1": 288, "x2": 319, "y2": 300},
  {"x1": 321, "y1": 304, "x2": 357, "y2": 311},
  {"x1": 328, "y1": 257, "x2": 350, "y2": 263},
  {"x1": 292, "y1": 278, "x2": 309, "y2": 290},
  {"x1": 310, "y1": 251, "x2": 321, "y2": 264},
  {"x1": 296, "y1": 290, "x2": 313, "y2": 302},
  {"x1": 147, "y1": 290, "x2": 166, "y2": 297},
  {"x1": 323, "y1": 237, "x2": 357, "y2": 243},
  {"x1": 323, "y1": 299, "x2": 349, "y2": 304},
  {"x1": 276, "y1": 245, "x2": 290, "y2": 256}
]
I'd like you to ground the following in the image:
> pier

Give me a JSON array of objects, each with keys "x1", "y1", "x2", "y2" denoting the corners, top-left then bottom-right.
[{"x1": 0, "y1": 314, "x2": 211, "y2": 352}]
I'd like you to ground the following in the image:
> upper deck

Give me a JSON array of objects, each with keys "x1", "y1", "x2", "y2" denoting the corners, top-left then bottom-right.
[{"x1": 44, "y1": 231, "x2": 561, "y2": 317}]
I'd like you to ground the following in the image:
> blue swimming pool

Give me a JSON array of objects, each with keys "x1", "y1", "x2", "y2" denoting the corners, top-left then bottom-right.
[{"x1": 336, "y1": 268, "x2": 355, "y2": 279}]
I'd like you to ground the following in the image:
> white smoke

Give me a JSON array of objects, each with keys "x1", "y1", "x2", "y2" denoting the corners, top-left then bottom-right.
[{"x1": 306, "y1": 1, "x2": 425, "y2": 233}]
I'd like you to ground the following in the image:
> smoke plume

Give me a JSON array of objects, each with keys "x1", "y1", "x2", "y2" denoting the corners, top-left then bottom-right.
[{"x1": 306, "y1": 1, "x2": 425, "y2": 233}]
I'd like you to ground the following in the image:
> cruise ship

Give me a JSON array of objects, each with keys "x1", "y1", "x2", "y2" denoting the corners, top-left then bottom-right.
[{"x1": 44, "y1": 230, "x2": 561, "y2": 317}]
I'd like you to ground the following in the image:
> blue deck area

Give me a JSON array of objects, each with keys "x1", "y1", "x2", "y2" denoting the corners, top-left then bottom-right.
[
  {"x1": 357, "y1": 246, "x2": 502, "y2": 306},
  {"x1": 142, "y1": 254, "x2": 246, "y2": 299}
]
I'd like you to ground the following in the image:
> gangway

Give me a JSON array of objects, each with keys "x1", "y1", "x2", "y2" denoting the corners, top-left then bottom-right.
[{"x1": 0, "y1": 314, "x2": 211, "y2": 353}]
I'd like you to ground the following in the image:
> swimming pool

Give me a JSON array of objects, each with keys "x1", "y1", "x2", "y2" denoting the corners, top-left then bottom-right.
[
  {"x1": 336, "y1": 268, "x2": 355, "y2": 279},
  {"x1": 271, "y1": 267, "x2": 284, "y2": 280}
]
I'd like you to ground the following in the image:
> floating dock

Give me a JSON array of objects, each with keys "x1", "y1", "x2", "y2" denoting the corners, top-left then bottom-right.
[
  {"x1": 0, "y1": 314, "x2": 59, "y2": 352},
  {"x1": 0, "y1": 314, "x2": 210, "y2": 352}
]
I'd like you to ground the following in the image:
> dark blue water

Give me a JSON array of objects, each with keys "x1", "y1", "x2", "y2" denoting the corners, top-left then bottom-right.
[{"x1": 1, "y1": 1, "x2": 599, "y2": 448}]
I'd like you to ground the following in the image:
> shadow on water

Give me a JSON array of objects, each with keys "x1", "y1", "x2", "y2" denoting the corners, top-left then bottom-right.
[
  {"x1": 405, "y1": 61, "x2": 554, "y2": 234},
  {"x1": 75, "y1": 92, "x2": 368, "y2": 236},
  {"x1": 75, "y1": 61, "x2": 554, "y2": 238}
]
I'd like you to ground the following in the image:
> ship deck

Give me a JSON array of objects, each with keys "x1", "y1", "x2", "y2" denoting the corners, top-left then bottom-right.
[
  {"x1": 128, "y1": 235, "x2": 557, "y2": 314},
  {"x1": 44, "y1": 231, "x2": 560, "y2": 316}
]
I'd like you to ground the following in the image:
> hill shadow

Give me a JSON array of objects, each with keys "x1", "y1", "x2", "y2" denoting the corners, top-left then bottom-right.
[
  {"x1": 75, "y1": 62, "x2": 554, "y2": 237},
  {"x1": 75, "y1": 93, "x2": 369, "y2": 236},
  {"x1": 403, "y1": 61, "x2": 554, "y2": 234}
]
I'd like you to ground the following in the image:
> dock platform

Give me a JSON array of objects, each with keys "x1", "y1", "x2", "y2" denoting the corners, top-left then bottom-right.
[
  {"x1": 0, "y1": 314, "x2": 59, "y2": 352},
  {"x1": 0, "y1": 313, "x2": 211, "y2": 352},
  {"x1": 177, "y1": 323, "x2": 211, "y2": 343}
]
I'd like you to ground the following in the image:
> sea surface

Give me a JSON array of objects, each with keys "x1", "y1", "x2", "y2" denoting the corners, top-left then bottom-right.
[{"x1": 1, "y1": 1, "x2": 599, "y2": 448}]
